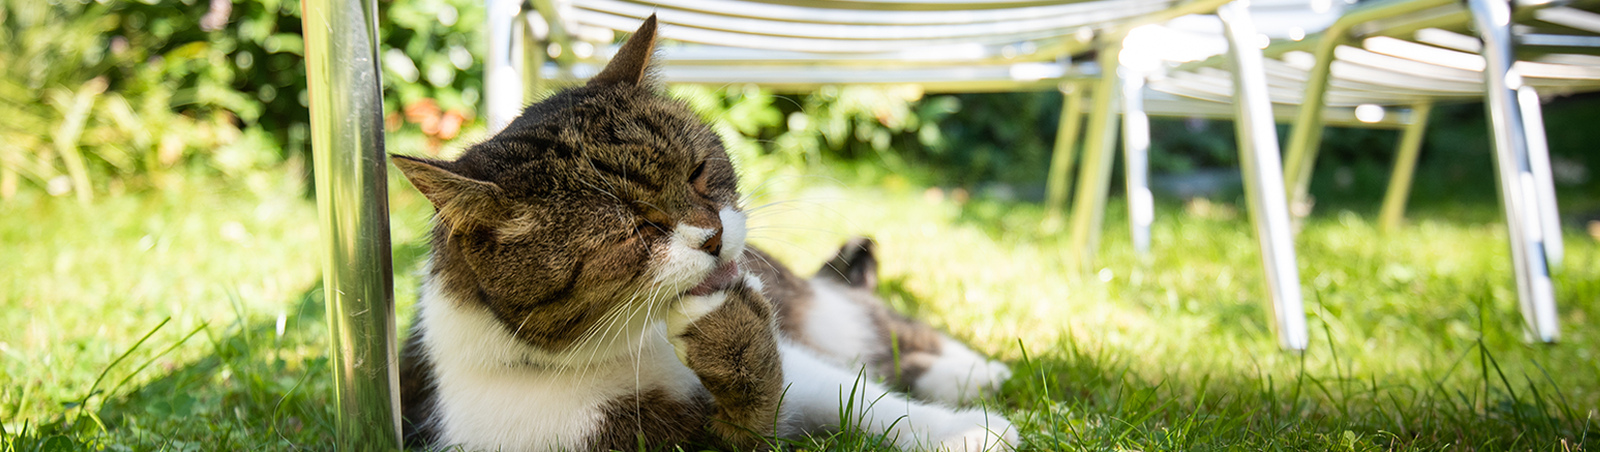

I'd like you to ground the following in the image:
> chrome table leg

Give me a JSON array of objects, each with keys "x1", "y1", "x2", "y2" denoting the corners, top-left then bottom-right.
[{"x1": 303, "y1": 0, "x2": 403, "y2": 447}]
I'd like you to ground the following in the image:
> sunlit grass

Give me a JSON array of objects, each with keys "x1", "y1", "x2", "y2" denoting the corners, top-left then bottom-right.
[
  {"x1": 2, "y1": 162, "x2": 1596, "y2": 450},
  {"x1": 749, "y1": 179, "x2": 1597, "y2": 450}
]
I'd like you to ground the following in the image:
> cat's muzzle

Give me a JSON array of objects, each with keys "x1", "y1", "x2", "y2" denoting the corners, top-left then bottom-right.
[{"x1": 687, "y1": 260, "x2": 740, "y2": 296}]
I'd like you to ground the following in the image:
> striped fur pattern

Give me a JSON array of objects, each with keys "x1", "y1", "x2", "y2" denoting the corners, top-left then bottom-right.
[{"x1": 394, "y1": 15, "x2": 1015, "y2": 452}]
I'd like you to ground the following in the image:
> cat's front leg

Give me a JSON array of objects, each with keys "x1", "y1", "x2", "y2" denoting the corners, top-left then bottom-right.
[{"x1": 668, "y1": 277, "x2": 785, "y2": 450}]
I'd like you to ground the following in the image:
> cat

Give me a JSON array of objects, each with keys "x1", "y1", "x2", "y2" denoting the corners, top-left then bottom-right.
[{"x1": 393, "y1": 15, "x2": 1016, "y2": 452}]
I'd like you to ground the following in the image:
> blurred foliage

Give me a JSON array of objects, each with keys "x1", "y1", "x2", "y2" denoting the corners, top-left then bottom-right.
[
  {"x1": 670, "y1": 85, "x2": 1060, "y2": 187},
  {"x1": 665, "y1": 82, "x2": 1600, "y2": 197},
  {"x1": 0, "y1": 0, "x2": 482, "y2": 201}
]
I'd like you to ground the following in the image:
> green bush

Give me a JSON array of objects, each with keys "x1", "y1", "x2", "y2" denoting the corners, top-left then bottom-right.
[{"x1": 0, "y1": 0, "x2": 483, "y2": 201}]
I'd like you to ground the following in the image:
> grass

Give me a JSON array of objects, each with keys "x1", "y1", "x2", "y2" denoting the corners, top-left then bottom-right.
[{"x1": 1, "y1": 157, "x2": 1596, "y2": 451}]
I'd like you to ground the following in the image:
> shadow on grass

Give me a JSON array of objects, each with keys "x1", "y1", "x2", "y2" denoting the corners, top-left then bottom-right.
[
  {"x1": 3, "y1": 284, "x2": 338, "y2": 451},
  {"x1": 2, "y1": 238, "x2": 443, "y2": 451}
]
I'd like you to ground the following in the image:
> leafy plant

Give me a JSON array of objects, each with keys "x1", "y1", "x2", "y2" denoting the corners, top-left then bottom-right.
[{"x1": 0, "y1": 0, "x2": 487, "y2": 201}]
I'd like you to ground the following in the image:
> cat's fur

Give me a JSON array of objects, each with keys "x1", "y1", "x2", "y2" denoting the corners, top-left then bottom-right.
[{"x1": 394, "y1": 15, "x2": 1014, "y2": 452}]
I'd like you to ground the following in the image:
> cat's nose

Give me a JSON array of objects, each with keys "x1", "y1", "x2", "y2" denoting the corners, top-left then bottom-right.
[{"x1": 698, "y1": 228, "x2": 723, "y2": 257}]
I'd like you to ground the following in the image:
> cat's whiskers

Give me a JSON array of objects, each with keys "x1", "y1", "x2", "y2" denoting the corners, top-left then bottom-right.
[
  {"x1": 564, "y1": 293, "x2": 648, "y2": 377},
  {"x1": 581, "y1": 157, "x2": 625, "y2": 202},
  {"x1": 631, "y1": 199, "x2": 672, "y2": 220},
  {"x1": 630, "y1": 281, "x2": 675, "y2": 423},
  {"x1": 748, "y1": 225, "x2": 853, "y2": 236},
  {"x1": 576, "y1": 177, "x2": 624, "y2": 204},
  {"x1": 734, "y1": 174, "x2": 826, "y2": 208},
  {"x1": 743, "y1": 197, "x2": 853, "y2": 222},
  {"x1": 551, "y1": 220, "x2": 665, "y2": 381},
  {"x1": 743, "y1": 236, "x2": 853, "y2": 280},
  {"x1": 740, "y1": 202, "x2": 846, "y2": 224},
  {"x1": 565, "y1": 278, "x2": 666, "y2": 382},
  {"x1": 740, "y1": 248, "x2": 784, "y2": 276},
  {"x1": 558, "y1": 300, "x2": 630, "y2": 372},
  {"x1": 542, "y1": 275, "x2": 659, "y2": 376}
]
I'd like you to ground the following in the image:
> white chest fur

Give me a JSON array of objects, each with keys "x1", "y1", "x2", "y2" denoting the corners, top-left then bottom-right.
[{"x1": 415, "y1": 279, "x2": 702, "y2": 452}]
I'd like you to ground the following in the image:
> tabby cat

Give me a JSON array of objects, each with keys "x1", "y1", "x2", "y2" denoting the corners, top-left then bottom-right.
[{"x1": 394, "y1": 15, "x2": 1015, "y2": 452}]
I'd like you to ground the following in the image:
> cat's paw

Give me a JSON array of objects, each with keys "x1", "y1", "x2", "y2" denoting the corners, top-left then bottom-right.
[
  {"x1": 915, "y1": 346, "x2": 1013, "y2": 406},
  {"x1": 928, "y1": 408, "x2": 1017, "y2": 452},
  {"x1": 667, "y1": 291, "x2": 728, "y2": 363}
]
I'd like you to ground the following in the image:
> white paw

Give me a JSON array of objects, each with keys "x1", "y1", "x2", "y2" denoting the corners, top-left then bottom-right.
[
  {"x1": 666, "y1": 291, "x2": 728, "y2": 364},
  {"x1": 930, "y1": 409, "x2": 1017, "y2": 452},
  {"x1": 915, "y1": 342, "x2": 1013, "y2": 405}
]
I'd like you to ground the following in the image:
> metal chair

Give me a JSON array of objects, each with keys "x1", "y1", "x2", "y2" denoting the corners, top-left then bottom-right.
[{"x1": 1118, "y1": 0, "x2": 1600, "y2": 344}]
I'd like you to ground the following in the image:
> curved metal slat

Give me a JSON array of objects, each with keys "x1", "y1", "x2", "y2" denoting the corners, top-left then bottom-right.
[
  {"x1": 570, "y1": 4, "x2": 1159, "y2": 42},
  {"x1": 596, "y1": 0, "x2": 1175, "y2": 25},
  {"x1": 576, "y1": 10, "x2": 1098, "y2": 52},
  {"x1": 656, "y1": 43, "x2": 1049, "y2": 65},
  {"x1": 706, "y1": 0, "x2": 1122, "y2": 12},
  {"x1": 1334, "y1": 44, "x2": 1484, "y2": 83},
  {"x1": 533, "y1": 60, "x2": 1075, "y2": 91}
]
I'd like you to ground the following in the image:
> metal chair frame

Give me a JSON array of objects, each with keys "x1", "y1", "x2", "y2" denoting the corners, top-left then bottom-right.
[{"x1": 1132, "y1": 0, "x2": 1599, "y2": 344}]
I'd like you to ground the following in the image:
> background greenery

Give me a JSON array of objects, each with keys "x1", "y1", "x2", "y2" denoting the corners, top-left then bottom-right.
[
  {"x1": 9, "y1": 0, "x2": 1598, "y2": 204},
  {"x1": 3, "y1": 0, "x2": 1598, "y2": 450}
]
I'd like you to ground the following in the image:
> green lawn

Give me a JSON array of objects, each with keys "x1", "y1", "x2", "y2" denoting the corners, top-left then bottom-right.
[{"x1": 2, "y1": 162, "x2": 1595, "y2": 451}]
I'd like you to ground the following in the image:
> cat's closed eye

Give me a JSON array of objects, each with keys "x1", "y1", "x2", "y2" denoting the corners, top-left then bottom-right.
[
  {"x1": 635, "y1": 219, "x2": 668, "y2": 238},
  {"x1": 689, "y1": 161, "x2": 710, "y2": 196}
]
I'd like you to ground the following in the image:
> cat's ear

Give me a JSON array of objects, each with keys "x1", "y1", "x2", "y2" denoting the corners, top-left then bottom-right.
[
  {"x1": 588, "y1": 14, "x2": 660, "y2": 89},
  {"x1": 818, "y1": 237, "x2": 878, "y2": 290},
  {"x1": 392, "y1": 154, "x2": 508, "y2": 231}
]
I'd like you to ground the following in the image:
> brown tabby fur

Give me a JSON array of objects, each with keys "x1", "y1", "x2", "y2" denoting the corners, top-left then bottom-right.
[{"x1": 394, "y1": 15, "x2": 783, "y2": 451}]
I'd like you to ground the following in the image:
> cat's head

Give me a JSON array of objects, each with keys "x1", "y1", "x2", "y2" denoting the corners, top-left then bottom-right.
[{"x1": 394, "y1": 15, "x2": 747, "y2": 353}]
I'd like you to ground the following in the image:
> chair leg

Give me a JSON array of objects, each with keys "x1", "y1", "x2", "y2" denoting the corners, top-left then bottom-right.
[
  {"x1": 1121, "y1": 73, "x2": 1152, "y2": 255},
  {"x1": 486, "y1": 0, "x2": 526, "y2": 132},
  {"x1": 1467, "y1": 0, "x2": 1560, "y2": 343},
  {"x1": 1066, "y1": 46, "x2": 1125, "y2": 274},
  {"x1": 1219, "y1": 0, "x2": 1308, "y2": 351},
  {"x1": 520, "y1": 12, "x2": 548, "y2": 104},
  {"x1": 1518, "y1": 87, "x2": 1564, "y2": 268},
  {"x1": 1281, "y1": 44, "x2": 1336, "y2": 216},
  {"x1": 303, "y1": 0, "x2": 404, "y2": 447},
  {"x1": 1046, "y1": 83, "x2": 1087, "y2": 222},
  {"x1": 1378, "y1": 102, "x2": 1432, "y2": 233}
]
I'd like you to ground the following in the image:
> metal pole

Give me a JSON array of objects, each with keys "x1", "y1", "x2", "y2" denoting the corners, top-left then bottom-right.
[
  {"x1": 303, "y1": 0, "x2": 402, "y2": 448},
  {"x1": 486, "y1": 0, "x2": 525, "y2": 133},
  {"x1": 1281, "y1": 0, "x2": 1457, "y2": 213},
  {"x1": 1467, "y1": 0, "x2": 1560, "y2": 343},
  {"x1": 1121, "y1": 72, "x2": 1152, "y2": 255},
  {"x1": 1045, "y1": 83, "x2": 1087, "y2": 222},
  {"x1": 1066, "y1": 39, "x2": 1124, "y2": 274},
  {"x1": 1518, "y1": 87, "x2": 1563, "y2": 268},
  {"x1": 1378, "y1": 102, "x2": 1432, "y2": 233},
  {"x1": 1219, "y1": 0, "x2": 1308, "y2": 351}
]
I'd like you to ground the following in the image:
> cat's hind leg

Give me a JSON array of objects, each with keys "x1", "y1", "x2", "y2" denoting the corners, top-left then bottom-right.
[
  {"x1": 778, "y1": 341, "x2": 1016, "y2": 452},
  {"x1": 809, "y1": 238, "x2": 1013, "y2": 406}
]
